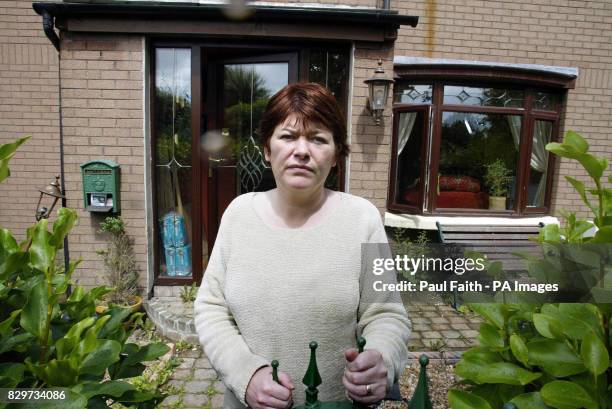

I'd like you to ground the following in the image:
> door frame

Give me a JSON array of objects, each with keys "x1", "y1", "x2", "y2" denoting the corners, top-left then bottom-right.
[{"x1": 150, "y1": 38, "x2": 350, "y2": 286}]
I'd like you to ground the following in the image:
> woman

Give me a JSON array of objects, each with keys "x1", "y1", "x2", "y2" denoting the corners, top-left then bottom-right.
[{"x1": 194, "y1": 83, "x2": 411, "y2": 409}]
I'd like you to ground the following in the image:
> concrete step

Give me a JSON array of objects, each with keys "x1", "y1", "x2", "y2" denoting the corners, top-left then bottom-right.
[{"x1": 144, "y1": 296, "x2": 199, "y2": 344}]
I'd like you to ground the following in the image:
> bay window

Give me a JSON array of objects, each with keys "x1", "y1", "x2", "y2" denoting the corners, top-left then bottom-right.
[{"x1": 389, "y1": 77, "x2": 564, "y2": 215}]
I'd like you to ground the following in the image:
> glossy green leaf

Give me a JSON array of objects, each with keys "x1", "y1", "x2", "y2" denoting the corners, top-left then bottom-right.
[
  {"x1": 97, "y1": 307, "x2": 132, "y2": 339},
  {"x1": 565, "y1": 176, "x2": 593, "y2": 213},
  {"x1": 532, "y1": 314, "x2": 564, "y2": 340},
  {"x1": 19, "y1": 277, "x2": 48, "y2": 341},
  {"x1": 510, "y1": 334, "x2": 529, "y2": 367},
  {"x1": 0, "y1": 251, "x2": 28, "y2": 282},
  {"x1": 43, "y1": 359, "x2": 78, "y2": 387},
  {"x1": 564, "y1": 130, "x2": 589, "y2": 154},
  {"x1": 0, "y1": 136, "x2": 30, "y2": 161},
  {"x1": 0, "y1": 229, "x2": 18, "y2": 259},
  {"x1": 0, "y1": 363, "x2": 24, "y2": 388},
  {"x1": 527, "y1": 339, "x2": 586, "y2": 377},
  {"x1": 478, "y1": 323, "x2": 505, "y2": 349},
  {"x1": 510, "y1": 392, "x2": 552, "y2": 409},
  {"x1": 50, "y1": 208, "x2": 77, "y2": 249},
  {"x1": 580, "y1": 331, "x2": 609, "y2": 376},
  {"x1": 56, "y1": 316, "x2": 96, "y2": 359},
  {"x1": 121, "y1": 342, "x2": 170, "y2": 367},
  {"x1": 0, "y1": 310, "x2": 21, "y2": 338},
  {"x1": 449, "y1": 390, "x2": 493, "y2": 409},
  {"x1": 591, "y1": 225, "x2": 612, "y2": 243},
  {"x1": 28, "y1": 219, "x2": 54, "y2": 273},
  {"x1": 537, "y1": 224, "x2": 562, "y2": 243},
  {"x1": 0, "y1": 332, "x2": 35, "y2": 354},
  {"x1": 469, "y1": 304, "x2": 507, "y2": 329},
  {"x1": 540, "y1": 381, "x2": 598, "y2": 409},
  {"x1": 0, "y1": 136, "x2": 30, "y2": 184},
  {"x1": 74, "y1": 380, "x2": 135, "y2": 399},
  {"x1": 558, "y1": 304, "x2": 603, "y2": 340},
  {"x1": 78, "y1": 339, "x2": 121, "y2": 375}
]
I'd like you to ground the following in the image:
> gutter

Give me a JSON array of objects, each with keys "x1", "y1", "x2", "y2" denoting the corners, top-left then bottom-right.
[
  {"x1": 40, "y1": 10, "x2": 60, "y2": 51},
  {"x1": 32, "y1": 2, "x2": 418, "y2": 28}
]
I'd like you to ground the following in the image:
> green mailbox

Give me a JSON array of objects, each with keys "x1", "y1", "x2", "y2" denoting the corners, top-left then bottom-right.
[{"x1": 80, "y1": 159, "x2": 120, "y2": 213}]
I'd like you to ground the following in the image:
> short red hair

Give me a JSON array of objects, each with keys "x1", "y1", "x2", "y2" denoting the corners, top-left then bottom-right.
[{"x1": 258, "y1": 82, "x2": 349, "y2": 161}]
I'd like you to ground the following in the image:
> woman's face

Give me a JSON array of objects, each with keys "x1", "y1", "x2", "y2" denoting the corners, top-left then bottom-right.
[{"x1": 264, "y1": 113, "x2": 337, "y2": 193}]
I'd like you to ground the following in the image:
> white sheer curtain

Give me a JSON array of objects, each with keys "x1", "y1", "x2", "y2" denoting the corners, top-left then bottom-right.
[
  {"x1": 507, "y1": 115, "x2": 521, "y2": 149},
  {"x1": 506, "y1": 116, "x2": 550, "y2": 207},
  {"x1": 531, "y1": 121, "x2": 551, "y2": 207},
  {"x1": 398, "y1": 112, "x2": 417, "y2": 156}
]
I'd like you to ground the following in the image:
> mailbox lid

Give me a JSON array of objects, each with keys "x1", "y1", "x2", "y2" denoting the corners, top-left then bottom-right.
[{"x1": 80, "y1": 159, "x2": 119, "y2": 170}]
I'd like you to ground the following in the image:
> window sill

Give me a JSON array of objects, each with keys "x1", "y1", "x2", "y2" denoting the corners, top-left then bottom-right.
[{"x1": 384, "y1": 212, "x2": 559, "y2": 230}]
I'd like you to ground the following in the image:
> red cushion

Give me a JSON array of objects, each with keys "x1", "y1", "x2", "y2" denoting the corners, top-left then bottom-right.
[
  {"x1": 439, "y1": 176, "x2": 481, "y2": 193},
  {"x1": 437, "y1": 191, "x2": 489, "y2": 209}
]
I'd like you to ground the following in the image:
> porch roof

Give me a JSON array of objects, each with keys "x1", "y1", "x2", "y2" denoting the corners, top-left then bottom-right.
[{"x1": 32, "y1": 1, "x2": 419, "y2": 28}]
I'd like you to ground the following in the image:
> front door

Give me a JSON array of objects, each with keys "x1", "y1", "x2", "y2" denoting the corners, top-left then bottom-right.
[{"x1": 202, "y1": 50, "x2": 298, "y2": 259}]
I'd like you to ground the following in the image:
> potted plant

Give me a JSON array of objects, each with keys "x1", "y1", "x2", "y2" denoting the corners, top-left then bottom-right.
[
  {"x1": 97, "y1": 216, "x2": 142, "y2": 313},
  {"x1": 483, "y1": 159, "x2": 513, "y2": 210}
]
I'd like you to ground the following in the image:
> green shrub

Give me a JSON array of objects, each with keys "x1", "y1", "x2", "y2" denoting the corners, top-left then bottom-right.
[
  {"x1": 0, "y1": 137, "x2": 170, "y2": 408},
  {"x1": 484, "y1": 159, "x2": 513, "y2": 197},
  {"x1": 449, "y1": 131, "x2": 612, "y2": 409},
  {"x1": 98, "y1": 216, "x2": 140, "y2": 306}
]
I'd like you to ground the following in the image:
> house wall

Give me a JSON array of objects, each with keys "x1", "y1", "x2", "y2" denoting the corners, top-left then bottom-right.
[
  {"x1": 1, "y1": 0, "x2": 609, "y2": 290},
  {"x1": 58, "y1": 32, "x2": 146, "y2": 289},
  {"x1": 0, "y1": 0, "x2": 60, "y2": 239},
  {"x1": 393, "y1": 0, "x2": 612, "y2": 219}
]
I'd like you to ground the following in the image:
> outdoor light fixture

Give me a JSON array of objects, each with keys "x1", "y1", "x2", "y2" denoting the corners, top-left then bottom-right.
[
  {"x1": 35, "y1": 175, "x2": 64, "y2": 221},
  {"x1": 364, "y1": 59, "x2": 394, "y2": 125}
]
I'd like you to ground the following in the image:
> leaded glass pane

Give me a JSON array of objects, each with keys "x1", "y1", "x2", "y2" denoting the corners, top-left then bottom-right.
[
  {"x1": 443, "y1": 86, "x2": 524, "y2": 107},
  {"x1": 534, "y1": 91, "x2": 559, "y2": 111},
  {"x1": 222, "y1": 62, "x2": 288, "y2": 193},
  {"x1": 154, "y1": 48, "x2": 194, "y2": 277},
  {"x1": 394, "y1": 84, "x2": 433, "y2": 104}
]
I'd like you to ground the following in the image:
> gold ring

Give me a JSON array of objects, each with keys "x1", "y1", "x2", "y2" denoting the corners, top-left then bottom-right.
[{"x1": 365, "y1": 384, "x2": 372, "y2": 395}]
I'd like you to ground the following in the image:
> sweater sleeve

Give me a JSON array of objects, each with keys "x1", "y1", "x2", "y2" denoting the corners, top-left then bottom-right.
[
  {"x1": 357, "y1": 206, "x2": 412, "y2": 391},
  {"x1": 193, "y1": 203, "x2": 269, "y2": 406}
]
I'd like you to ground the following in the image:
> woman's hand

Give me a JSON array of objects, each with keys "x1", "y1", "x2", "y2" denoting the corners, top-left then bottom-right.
[
  {"x1": 342, "y1": 348, "x2": 388, "y2": 404},
  {"x1": 245, "y1": 366, "x2": 295, "y2": 409}
]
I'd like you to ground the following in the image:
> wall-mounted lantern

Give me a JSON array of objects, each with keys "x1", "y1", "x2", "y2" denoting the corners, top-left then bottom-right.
[
  {"x1": 35, "y1": 175, "x2": 64, "y2": 221},
  {"x1": 364, "y1": 59, "x2": 394, "y2": 125}
]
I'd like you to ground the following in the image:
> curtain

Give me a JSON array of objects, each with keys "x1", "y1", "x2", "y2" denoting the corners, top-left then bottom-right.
[
  {"x1": 398, "y1": 112, "x2": 417, "y2": 156},
  {"x1": 506, "y1": 116, "x2": 550, "y2": 207},
  {"x1": 507, "y1": 115, "x2": 521, "y2": 150},
  {"x1": 532, "y1": 121, "x2": 551, "y2": 207}
]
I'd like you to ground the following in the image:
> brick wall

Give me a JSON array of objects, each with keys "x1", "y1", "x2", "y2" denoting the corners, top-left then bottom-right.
[
  {"x1": 59, "y1": 32, "x2": 146, "y2": 289},
  {"x1": 0, "y1": 0, "x2": 60, "y2": 238},
  {"x1": 349, "y1": 44, "x2": 395, "y2": 210},
  {"x1": 393, "y1": 0, "x2": 612, "y2": 219}
]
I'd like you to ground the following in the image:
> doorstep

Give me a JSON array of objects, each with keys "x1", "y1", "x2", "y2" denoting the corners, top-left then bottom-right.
[{"x1": 144, "y1": 296, "x2": 199, "y2": 344}]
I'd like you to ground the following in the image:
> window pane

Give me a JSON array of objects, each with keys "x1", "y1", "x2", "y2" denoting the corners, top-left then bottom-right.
[
  {"x1": 307, "y1": 49, "x2": 349, "y2": 190},
  {"x1": 394, "y1": 111, "x2": 424, "y2": 207},
  {"x1": 534, "y1": 91, "x2": 559, "y2": 111},
  {"x1": 527, "y1": 120, "x2": 552, "y2": 207},
  {"x1": 155, "y1": 48, "x2": 193, "y2": 277},
  {"x1": 308, "y1": 49, "x2": 349, "y2": 108},
  {"x1": 438, "y1": 112, "x2": 520, "y2": 210},
  {"x1": 443, "y1": 86, "x2": 524, "y2": 107},
  {"x1": 222, "y1": 62, "x2": 288, "y2": 193},
  {"x1": 394, "y1": 84, "x2": 433, "y2": 104}
]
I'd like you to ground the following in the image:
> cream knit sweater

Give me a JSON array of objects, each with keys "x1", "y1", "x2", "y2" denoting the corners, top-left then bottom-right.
[{"x1": 194, "y1": 192, "x2": 411, "y2": 408}]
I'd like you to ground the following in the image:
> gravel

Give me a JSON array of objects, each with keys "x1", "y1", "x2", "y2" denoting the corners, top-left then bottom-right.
[{"x1": 379, "y1": 360, "x2": 462, "y2": 409}]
